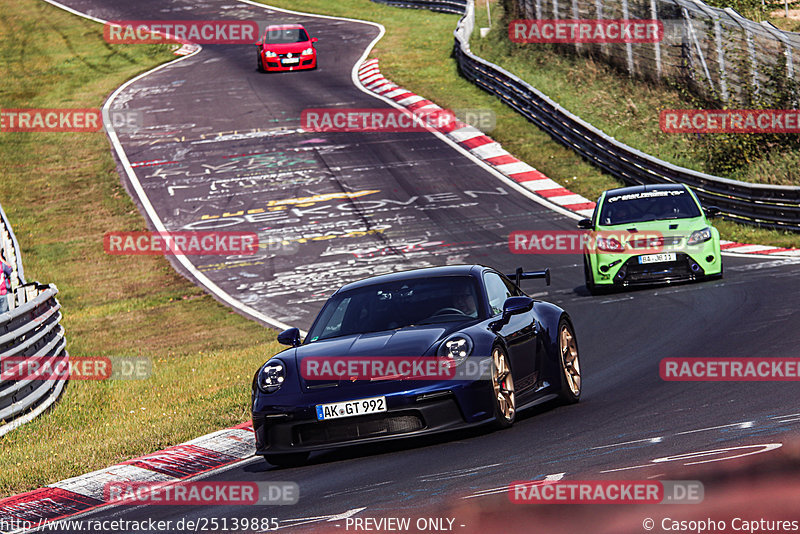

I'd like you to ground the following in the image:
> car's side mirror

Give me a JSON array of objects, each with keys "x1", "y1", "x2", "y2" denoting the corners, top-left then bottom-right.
[
  {"x1": 256, "y1": 40, "x2": 262, "y2": 46},
  {"x1": 311, "y1": 37, "x2": 318, "y2": 43},
  {"x1": 491, "y1": 296, "x2": 534, "y2": 332},
  {"x1": 577, "y1": 218, "x2": 593, "y2": 230},
  {"x1": 277, "y1": 327, "x2": 301, "y2": 347},
  {"x1": 704, "y1": 206, "x2": 720, "y2": 218},
  {"x1": 502, "y1": 296, "x2": 534, "y2": 318}
]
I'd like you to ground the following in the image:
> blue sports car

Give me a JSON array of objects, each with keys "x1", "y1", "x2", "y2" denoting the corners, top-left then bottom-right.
[{"x1": 251, "y1": 265, "x2": 582, "y2": 466}]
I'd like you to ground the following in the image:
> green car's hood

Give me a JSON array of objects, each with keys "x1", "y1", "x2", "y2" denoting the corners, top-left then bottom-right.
[{"x1": 596, "y1": 216, "x2": 709, "y2": 234}]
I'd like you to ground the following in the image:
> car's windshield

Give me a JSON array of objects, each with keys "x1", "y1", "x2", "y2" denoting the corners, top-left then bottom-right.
[
  {"x1": 263, "y1": 28, "x2": 309, "y2": 44},
  {"x1": 305, "y1": 276, "x2": 481, "y2": 343},
  {"x1": 599, "y1": 188, "x2": 701, "y2": 226}
]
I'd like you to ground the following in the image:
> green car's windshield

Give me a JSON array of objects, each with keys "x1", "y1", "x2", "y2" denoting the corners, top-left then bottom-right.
[
  {"x1": 599, "y1": 188, "x2": 701, "y2": 226},
  {"x1": 305, "y1": 276, "x2": 481, "y2": 343}
]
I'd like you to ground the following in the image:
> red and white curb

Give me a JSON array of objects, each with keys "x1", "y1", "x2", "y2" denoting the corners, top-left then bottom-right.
[
  {"x1": 2, "y1": 28, "x2": 798, "y2": 534},
  {"x1": 173, "y1": 43, "x2": 200, "y2": 56},
  {"x1": 358, "y1": 59, "x2": 799, "y2": 259},
  {"x1": 0, "y1": 422, "x2": 255, "y2": 531},
  {"x1": 719, "y1": 241, "x2": 800, "y2": 256},
  {"x1": 359, "y1": 60, "x2": 596, "y2": 219}
]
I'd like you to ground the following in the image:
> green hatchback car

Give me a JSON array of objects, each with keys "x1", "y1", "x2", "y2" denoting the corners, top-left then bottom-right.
[{"x1": 579, "y1": 184, "x2": 722, "y2": 293}]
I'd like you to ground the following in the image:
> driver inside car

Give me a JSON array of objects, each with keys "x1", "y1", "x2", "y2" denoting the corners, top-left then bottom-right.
[{"x1": 453, "y1": 289, "x2": 478, "y2": 318}]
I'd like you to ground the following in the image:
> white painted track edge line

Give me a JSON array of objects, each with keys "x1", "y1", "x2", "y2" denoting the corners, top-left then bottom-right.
[
  {"x1": 42, "y1": 0, "x2": 302, "y2": 333},
  {"x1": 357, "y1": 64, "x2": 795, "y2": 259},
  {"x1": 2, "y1": 0, "x2": 389, "y2": 519},
  {"x1": 353, "y1": 75, "x2": 584, "y2": 221}
]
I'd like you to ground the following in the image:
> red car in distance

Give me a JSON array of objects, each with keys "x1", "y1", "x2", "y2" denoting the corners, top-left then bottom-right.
[{"x1": 256, "y1": 24, "x2": 317, "y2": 72}]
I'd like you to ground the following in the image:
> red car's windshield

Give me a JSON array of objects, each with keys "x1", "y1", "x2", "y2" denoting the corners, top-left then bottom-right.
[{"x1": 263, "y1": 28, "x2": 309, "y2": 44}]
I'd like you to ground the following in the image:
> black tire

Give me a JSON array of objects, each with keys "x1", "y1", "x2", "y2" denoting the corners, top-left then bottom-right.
[
  {"x1": 257, "y1": 53, "x2": 265, "y2": 73},
  {"x1": 584, "y1": 257, "x2": 614, "y2": 295},
  {"x1": 264, "y1": 452, "x2": 309, "y2": 467},
  {"x1": 556, "y1": 317, "x2": 581, "y2": 404},
  {"x1": 490, "y1": 345, "x2": 515, "y2": 429},
  {"x1": 708, "y1": 256, "x2": 723, "y2": 280},
  {"x1": 583, "y1": 256, "x2": 596, "y2": 294}
]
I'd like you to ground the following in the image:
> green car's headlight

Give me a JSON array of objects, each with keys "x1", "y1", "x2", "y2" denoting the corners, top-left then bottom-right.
[
  {"x1": 687, "y1": 227, "x2": 713, "y2": 246},
  {"x1": 596, "y1": 235, "x2": 625, "y2": 253},
  {"x1": 438, "y1": 335, "x2": 473, "y2": 366},
  {"x1": 258, "y1": 360, "x2": 286, "y2": 393}
]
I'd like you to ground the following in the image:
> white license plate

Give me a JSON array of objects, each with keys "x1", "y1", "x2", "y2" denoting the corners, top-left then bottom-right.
[
  {"x1": 316, "y1": 396, "x2": 386, "y2": 421},
  {"x1": 282, "y1": 58, "x2": 300, "y2": 65},
  {"x1": 639, "y1": 253, "x2": 677, "y2": 264}
]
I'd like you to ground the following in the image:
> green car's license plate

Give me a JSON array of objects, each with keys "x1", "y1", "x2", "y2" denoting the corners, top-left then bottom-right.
[{"x1": 639, "y1": 253, "x2": 677, "y2": 264}]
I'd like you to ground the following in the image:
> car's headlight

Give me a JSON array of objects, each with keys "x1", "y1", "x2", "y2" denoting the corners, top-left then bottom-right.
[
  {"x1": 687, "y1": 227, "x2": 713, "y2": 246},
  {"x1": 263, "y1": 50, "x2": 277, "y2": 58},
  {"x1": 257, "y1": 360, "x2": 286, "y2": 393},
  {"x1": 301, "y1": 47, "x2": 313, "y2": 55},
  {"x1": 438, "y1": 335, "x2": 473, "y2": 367}
]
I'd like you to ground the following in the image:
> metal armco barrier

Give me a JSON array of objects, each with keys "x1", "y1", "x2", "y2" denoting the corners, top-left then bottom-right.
[
  {"x1": 372, "y1": 0, "x2": 800, "y2": 231},
  {"x1": 0, "y1": 203, "x2": 67, "y2": 437},
  {"x1": 372, "y1": 0, "x2": 467, "y2": 14}
]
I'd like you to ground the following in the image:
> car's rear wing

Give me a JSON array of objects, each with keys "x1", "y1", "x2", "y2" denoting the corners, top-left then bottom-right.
[{"x1": 506, "y1": 267, "x2": 551, "y2": 288}]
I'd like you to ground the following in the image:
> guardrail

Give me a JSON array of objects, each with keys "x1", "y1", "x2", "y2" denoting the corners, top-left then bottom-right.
[
  {"x1": 372, "y1": 0, "x2": 467, "y2": 14},
  {"x1": 0, "y1": 202, "x2": 67, "y2": 437},
  {"x1": 372, "y1": 0, "x2": 800, "y2": 231}
]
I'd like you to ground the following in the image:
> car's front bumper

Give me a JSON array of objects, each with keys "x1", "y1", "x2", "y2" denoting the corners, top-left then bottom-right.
[
  {"x1": 262, "y1": 54, "x2": 316, "y2": 71},
  {"x1": 589, "y1": 243, "x2": 722, "y2": 287},
  {"x1": 252, "y1": 380, "x2": 495, "y2": 454}
]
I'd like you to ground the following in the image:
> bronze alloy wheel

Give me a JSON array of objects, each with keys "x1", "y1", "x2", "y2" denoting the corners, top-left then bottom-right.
[
  {"x1": 491, "y1": 346, "x2": 515, "y2": 427},
  {"x1": 558, "y1": 320, "x2": 581, "y2": 402}
]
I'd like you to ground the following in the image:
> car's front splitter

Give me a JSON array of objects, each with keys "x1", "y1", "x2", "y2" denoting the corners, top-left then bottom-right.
[
  {"x1": 591, "y1": 249, "x2": 721, "y2": 287},
  {"x1": 262, "y1": 57, "x2": 316, "y2": 71},
  {"x1": 254, "y1": 396, "x2": 499, "y2": 454},
  {"x1": 252, "y1": 380, "x2": 496, "y2": 454}
]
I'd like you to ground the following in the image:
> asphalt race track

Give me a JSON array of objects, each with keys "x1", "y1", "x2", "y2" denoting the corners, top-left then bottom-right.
[{"x1": 35, "y1": 0, "x2": 800, "y2": 530}]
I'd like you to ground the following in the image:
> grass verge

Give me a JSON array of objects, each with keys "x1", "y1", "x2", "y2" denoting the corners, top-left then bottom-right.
[
  {"x1": 0, "y1": 0, "x2": 796, "y2": 497},
  {"x1": 0, "y1": 0, "x2": 281, "y2": 497}
]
